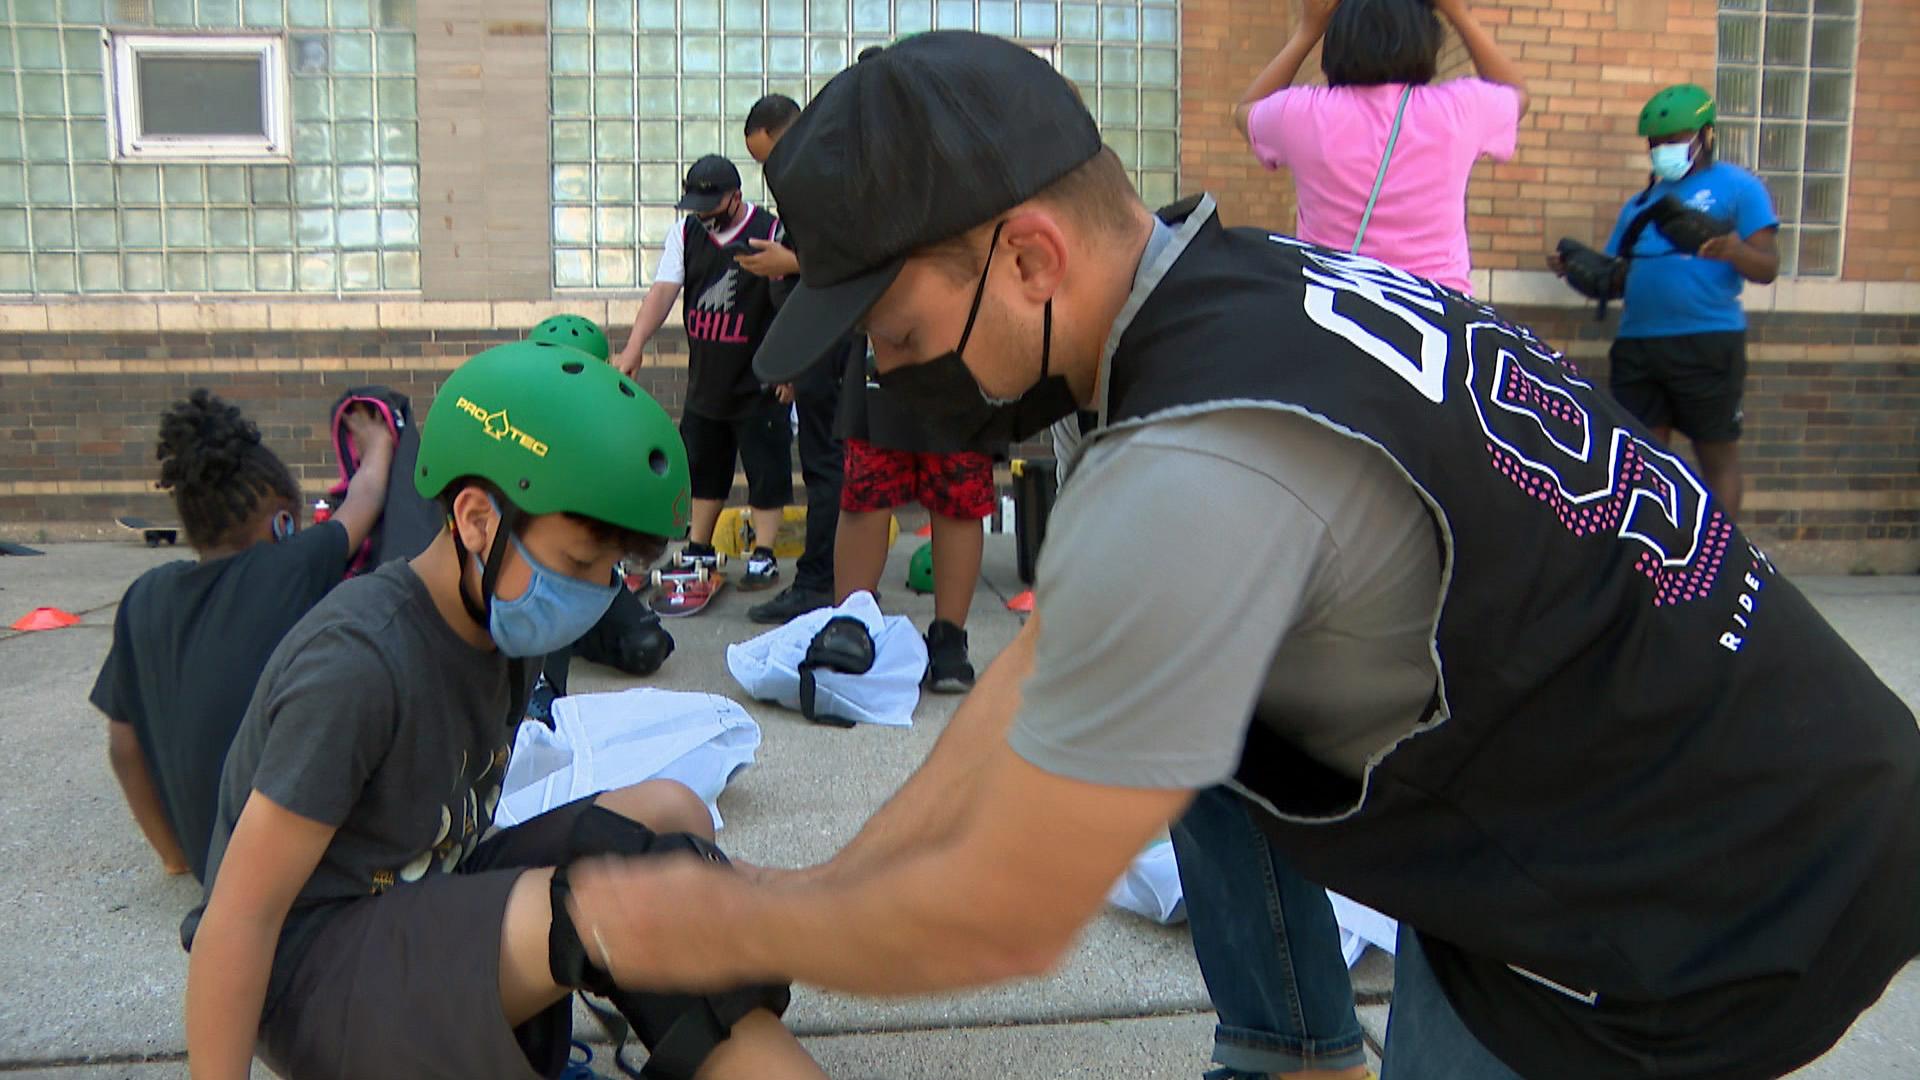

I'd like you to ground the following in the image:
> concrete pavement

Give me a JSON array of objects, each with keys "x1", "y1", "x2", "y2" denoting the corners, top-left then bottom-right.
[{"x1": 0, "y1": 534, "x2": 1914, "y2": 1076}]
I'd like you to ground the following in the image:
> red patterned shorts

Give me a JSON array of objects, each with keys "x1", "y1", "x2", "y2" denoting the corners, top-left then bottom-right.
[{"x1": 841, "y1": 438, "x2": 995, "y2": 520}]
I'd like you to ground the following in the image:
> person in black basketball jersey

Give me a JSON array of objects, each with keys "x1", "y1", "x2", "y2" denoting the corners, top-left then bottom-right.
[{"x1": 615, "y1": 155, "x2": 794, "y2": 592}]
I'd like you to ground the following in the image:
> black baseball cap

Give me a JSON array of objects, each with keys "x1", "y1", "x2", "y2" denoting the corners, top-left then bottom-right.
[
  {"x1": 752, "y1": 31, "x2": 1102, "y2": 382},
  {"x1": 675, "y1": 154, "x2": 742, "y2": 213}
]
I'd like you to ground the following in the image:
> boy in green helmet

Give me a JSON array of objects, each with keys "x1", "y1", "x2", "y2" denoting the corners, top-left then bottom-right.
[
  {"x1": 182, "y1": 341, "x2": 823, "y2": 1080},
  {"x1": 531, "y1": 313, "x2": 612, "y2": 362},
  {"x1": 1550, "y1": 83, "x2": 1778, "y2": 516}
]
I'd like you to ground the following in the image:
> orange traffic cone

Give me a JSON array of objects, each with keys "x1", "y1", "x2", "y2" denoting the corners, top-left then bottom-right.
[
  {"x1": 11, "y1": 607, "x2": 79, "y2": 631},
  {"x1": 1005, "y1": 590, "x2": 1035, "y2": 613}
]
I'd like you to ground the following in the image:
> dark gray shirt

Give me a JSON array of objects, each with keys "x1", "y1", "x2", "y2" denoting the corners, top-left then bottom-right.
[{"x1": 186, "y1": 561, "x2": 531, "y2": 957}]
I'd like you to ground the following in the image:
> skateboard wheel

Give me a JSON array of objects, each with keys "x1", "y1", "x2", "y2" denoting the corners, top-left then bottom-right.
[{"x1": 649, "y1": 569, "x2": 664, "y2": 588}]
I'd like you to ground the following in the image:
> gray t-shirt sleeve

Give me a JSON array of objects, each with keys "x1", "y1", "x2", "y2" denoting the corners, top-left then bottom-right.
[
  {"x1": 1009, "y1": 418, "x2": 1339, "y2": 790},
  {"x1": 244, "y1": 626, "x2": 398, "y2": 827}
]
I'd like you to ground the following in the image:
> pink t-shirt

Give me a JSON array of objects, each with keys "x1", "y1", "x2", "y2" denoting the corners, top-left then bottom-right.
[{"x1": 1247, "y1": 79, "x2": 1520, "y2": 293}]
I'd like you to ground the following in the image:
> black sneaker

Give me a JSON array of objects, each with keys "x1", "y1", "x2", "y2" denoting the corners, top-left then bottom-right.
[
  {"x1": 672, "y1": 541, "x2": 720, "y2": 572},
  {"x1": 924, "y1": 618, "x2": 975, "y2": 693},
  {"x1": 748, "y1": 584, "x2": 834, "y2": 625},
  {"x1": 739, "y1": 546, "x2": 781, "y2": 592}
]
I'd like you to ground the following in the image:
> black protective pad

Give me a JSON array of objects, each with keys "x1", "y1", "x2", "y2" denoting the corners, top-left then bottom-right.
[
  {"x1": 573, "y1": 587, "x2": 676, "y2": 677},
  {"x1": 798, "y1": 616, "x2": 876, "y2": 727},
  {"x1": 327, "y1": 386, "x2": 442, "y2": 575},
  {"x1": 546, "y1": 807, "x2": 791, "y2": 1080},
  {"x1": 1556, "y1": 238, "x2": 1624, "y2": 303},
  {"x1": 1648, "y1": 193, "x2": 1733, "y2": 256}
]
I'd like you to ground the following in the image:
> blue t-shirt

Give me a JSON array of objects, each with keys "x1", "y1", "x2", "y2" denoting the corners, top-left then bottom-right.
[{"x1": 1605, "y1": 162, "x2": 1778, "y2": 340}]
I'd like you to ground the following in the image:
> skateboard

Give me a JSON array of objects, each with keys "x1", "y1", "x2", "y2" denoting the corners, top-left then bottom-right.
[
  {"x1": 115, "y1": 515, "x2": 179, "y2": 547},
  {"x1": 647, "y1": 564, "x2": 728, "y2": 618}
]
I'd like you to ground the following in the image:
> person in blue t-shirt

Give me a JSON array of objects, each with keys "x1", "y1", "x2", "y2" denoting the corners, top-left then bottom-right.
[{"x1": 1551, "y1": 84, "x2": 1778, "y2": 515}]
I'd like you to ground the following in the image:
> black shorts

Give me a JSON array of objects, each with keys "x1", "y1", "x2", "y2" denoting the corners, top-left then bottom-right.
[
  {"x1": 258, "y1": 800, "x2": 611, "y2": 1080},
  {"x1": 680, "y1": 407, "x2": 794, "y2": 508},
  {"x1": 1608, "y1": 331, "x2": 1747, "y2": 444}
]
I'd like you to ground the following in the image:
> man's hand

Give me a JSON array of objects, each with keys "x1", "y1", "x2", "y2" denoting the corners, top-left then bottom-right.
[
  {"x1": 774, "y1": 383, "x2": 795, "y2": 405},
  {"x1": 568, "y1": 853, "x2": 764, "y2": 992},
  {"x1": 1546, "y1": 251, "x2": 1566, "y2": 276},
  {"x1": 614, "y1": 348, "x2": 644, "y2": 378},
  {"x1": 341, "y1": 403, "x2": 394, "y2": 458},
  {"x1": 736, "y1": 238, "x2": 800, "y2": 279}
]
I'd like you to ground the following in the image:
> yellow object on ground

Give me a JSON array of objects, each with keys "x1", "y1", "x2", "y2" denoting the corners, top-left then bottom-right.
[{"x1": 713, "y1": 506, "x2": 898, "y2": 558}]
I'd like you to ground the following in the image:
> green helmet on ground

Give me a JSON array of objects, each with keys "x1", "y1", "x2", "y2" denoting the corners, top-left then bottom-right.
[
  {"x1": 415, "y1": 340, "x2": 690, "y2": 539},
  {"x1": 529, "y1": 314, "x2": 611, "y2": 362},
  {"x1": 1639, "y1": 84, "x2": 1716, "y2": 139},
  {"x1": 907, "y1": 540, "x2": 934, "y2": 594}
]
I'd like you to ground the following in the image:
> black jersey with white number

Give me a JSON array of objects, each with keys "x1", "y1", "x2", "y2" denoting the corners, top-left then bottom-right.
[
  {"x1": 1092, "y1": 198, "x2": 1920, "y2": 1080},
  {"x1": 682, "y1": 207, "x2": 782, "y2": 420}
]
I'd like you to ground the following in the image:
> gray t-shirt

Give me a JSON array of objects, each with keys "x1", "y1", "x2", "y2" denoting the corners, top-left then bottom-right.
[
  {"x1": 1010, "y1": 407, "x2": 1442, "y2": 789},
  {"x1": 187, "y1": 560, "x2": 530, "y2": 946}
]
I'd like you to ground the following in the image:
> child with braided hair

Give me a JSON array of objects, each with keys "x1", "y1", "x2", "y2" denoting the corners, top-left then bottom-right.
[{"x1": 91, "y1": 389, "x2": 394, "y2": 882}]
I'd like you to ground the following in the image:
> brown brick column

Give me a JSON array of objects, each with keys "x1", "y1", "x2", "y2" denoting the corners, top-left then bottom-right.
[{"x1": 415, "y1": 0, "x2": 552, "y2": 301}]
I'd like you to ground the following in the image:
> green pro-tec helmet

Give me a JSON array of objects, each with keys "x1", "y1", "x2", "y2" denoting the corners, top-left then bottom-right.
[
  {"x1": 1639, "y1": 84, "x2": 1716, "y2": 139},
  {"x1": 416, "y1": 340, "x2": 690, "y2": 539},
  {"x1": 528, "y1": 314, "x2": 611, "y2": 362},
  {"x1": 907, "y1": 540, "x2": 934, "y2": 594}
]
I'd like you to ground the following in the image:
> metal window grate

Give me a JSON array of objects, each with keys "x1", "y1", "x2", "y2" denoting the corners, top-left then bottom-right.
[
  {"x1": 548, "y1": 0, "x2": 1180, "y2": 290},
  {"x1": 1715, "y1": 0, "x2": 1857, "y2": 276}
]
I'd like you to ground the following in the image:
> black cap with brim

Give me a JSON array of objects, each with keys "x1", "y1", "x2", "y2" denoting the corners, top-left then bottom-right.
[
  {"x1": 674, "y1": 189, "x2": 728, "y2": 213},
  {"x1": 755, "y1": 260, "x2": 903, "y2": 383},
  {"x1": 752, "y1": 31, "x2": 1102, "y2": 383},
  {"x1": 677, "y1": 154, "x2": 742, "y2": 214}
]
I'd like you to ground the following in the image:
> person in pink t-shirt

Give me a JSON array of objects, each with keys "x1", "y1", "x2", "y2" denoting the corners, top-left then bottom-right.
[{"x1": 1233, "y1": 0, "x2": 1527, "y2": 294}]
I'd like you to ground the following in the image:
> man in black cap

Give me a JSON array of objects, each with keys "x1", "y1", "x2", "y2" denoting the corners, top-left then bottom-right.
[
  {"x1": 567, "y1": 32, "x2": 1919, "y2": 1079},
  {"x1": 614, "y1": 153, "x2": 794, "y2": 591},
  {"x1": 734, "y1": 93, "x2": 845, "y2": 625}
]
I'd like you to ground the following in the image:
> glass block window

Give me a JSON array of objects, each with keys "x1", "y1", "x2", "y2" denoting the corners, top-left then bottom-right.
[
  {"x1": 549, "y1": 0, "x2": 1179, "y2": 289},
  {"x1": 0, "y1": 0, "x2": 420, "y2": 295},
  {"x1": 1716, "y1": 0, "x2": 1856, "y2": 276}
]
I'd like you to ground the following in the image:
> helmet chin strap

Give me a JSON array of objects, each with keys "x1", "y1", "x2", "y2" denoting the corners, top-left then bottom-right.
[{"x1": 447, "y1": 498, "x2": 521, "y2": 633}]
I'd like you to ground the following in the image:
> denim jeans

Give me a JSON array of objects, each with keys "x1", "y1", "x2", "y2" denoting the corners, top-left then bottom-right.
[
  {"x1": 1170, "y1": 785, "x2": 1367, "y2": 1076},
  {"x1": 1380, "y1": 926, "x2": 1523, "y2": 1080}
]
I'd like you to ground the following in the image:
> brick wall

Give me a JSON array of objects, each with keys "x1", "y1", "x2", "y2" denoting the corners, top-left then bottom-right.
[
  {"x1": 1845, "y1": 0, "x2": 1920, "y2": 282},
  {"x1": 2, "y1": 312, "x2": 1913, "y2": 572}
]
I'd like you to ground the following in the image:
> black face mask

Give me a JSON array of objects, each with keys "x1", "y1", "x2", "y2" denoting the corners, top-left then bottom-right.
[
  {"x1": 873, "y1": 222, "x2": 1082, "y2": 447},
  {"x1": 698, "y1": 196, "x2": 736, "y2": 234}
]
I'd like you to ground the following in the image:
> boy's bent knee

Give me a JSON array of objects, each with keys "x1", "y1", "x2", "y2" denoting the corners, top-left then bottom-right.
[{"x1": 595, "y1": 779, "x2": 713, "y2": 839}]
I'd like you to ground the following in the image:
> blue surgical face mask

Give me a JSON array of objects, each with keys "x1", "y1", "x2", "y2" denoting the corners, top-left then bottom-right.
[
  {"x1": 1650, "y1": 140, "x2": 1695, "y2": 183},
  {"x1": 477, "y1": 531, "x2": 618, "y2": 658}
]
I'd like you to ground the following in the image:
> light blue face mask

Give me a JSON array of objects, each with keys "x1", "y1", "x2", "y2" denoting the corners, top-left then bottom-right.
[
  {"x1": 477, "y1": 530, "x2": 618, "y2": 658},
  {"x1": 1650, "y1": 140, "x2": 1695, "y2": 184}
]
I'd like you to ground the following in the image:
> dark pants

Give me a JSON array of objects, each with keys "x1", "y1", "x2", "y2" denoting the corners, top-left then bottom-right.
[{"x1": 791, "y1": 343, "x2": 846, "y2": 593}]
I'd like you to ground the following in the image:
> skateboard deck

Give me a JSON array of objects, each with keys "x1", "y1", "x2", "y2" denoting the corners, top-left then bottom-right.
[
  {"x1": 647, "y1": 565, "x2": 728, "y2": 618},
  {"x1": 115, "y1": 515, "x2": 179, "y2": 547}
]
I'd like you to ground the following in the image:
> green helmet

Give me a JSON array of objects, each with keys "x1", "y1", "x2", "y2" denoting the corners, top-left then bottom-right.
[
  {"x1": 907, "y1": 540, "x2": 934, "y2": 594},
  {"x1": 528, "y1": 314, "x2": 610, "y2": 362},
  {"x1": 416, "y1": 341, "x2": 690, "y2": 538},
  {"x1": 1639, "y1": 84, "x2": 1716, "y2": 139}
]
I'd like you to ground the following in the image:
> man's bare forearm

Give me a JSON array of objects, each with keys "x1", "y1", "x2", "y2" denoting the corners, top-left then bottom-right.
[{"x1": 805, "y1": 616, "x2": 1040, "y2": 883}]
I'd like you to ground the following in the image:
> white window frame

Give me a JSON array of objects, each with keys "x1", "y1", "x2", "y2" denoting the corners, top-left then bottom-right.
[{"x1": 106, "y1": 33, "x2": 290, "y2": 162}]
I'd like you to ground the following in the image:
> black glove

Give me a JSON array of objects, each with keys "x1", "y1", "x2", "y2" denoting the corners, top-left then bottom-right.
[
  {"x1": 1556, "y1": 238, "x2": 1624, "y2": 302},
  {"x1": 1648, "y1": 194, "x2": 1732, "y2": 256}
]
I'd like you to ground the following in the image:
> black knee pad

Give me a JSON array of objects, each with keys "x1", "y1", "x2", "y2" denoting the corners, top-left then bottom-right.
[
  {"x1": 545, "y1": 807, "x2": 791, "y2": 1080},
  {"x1": 798, "y1": 616, "x2": 875, "y2": 728}
]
